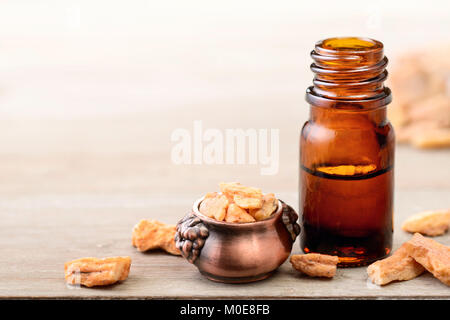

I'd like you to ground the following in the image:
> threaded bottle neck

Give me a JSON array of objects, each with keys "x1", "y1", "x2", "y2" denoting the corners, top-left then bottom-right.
[{"x1": 306, "y1": 37, "x2": 392, "y2": 109}]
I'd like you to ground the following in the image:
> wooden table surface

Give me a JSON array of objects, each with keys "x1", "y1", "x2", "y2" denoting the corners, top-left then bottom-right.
[{"x1": 0, "y1": 111, "x2": 449, "y2": 299}]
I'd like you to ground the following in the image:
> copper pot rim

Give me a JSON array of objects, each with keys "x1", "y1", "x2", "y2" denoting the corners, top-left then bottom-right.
[{"x1": 192, "y1": 195, "x2": 283, "y2": 228}]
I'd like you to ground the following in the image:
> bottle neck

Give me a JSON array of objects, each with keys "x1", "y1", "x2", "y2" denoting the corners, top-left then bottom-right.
[{"x1": 306, "y1": 37, "x2": 392, "y2": 110}]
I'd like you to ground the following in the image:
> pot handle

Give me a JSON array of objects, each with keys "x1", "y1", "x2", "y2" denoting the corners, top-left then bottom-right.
[
  {"x1": 175, "y1": 212, "x2": 209, "y2": 264},
  {"x1": 280, "y1": 200, "x2": 301, "y2": 242}
]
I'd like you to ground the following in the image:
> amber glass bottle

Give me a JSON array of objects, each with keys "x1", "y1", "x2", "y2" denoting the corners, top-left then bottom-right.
[{"x1": 300, "y1": 37, "x2": 395, "y2": 267}]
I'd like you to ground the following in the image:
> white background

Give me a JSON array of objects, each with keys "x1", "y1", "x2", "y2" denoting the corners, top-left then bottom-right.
[{"x1": 1, "y1": 0, "x2": 449, "y2": 118}]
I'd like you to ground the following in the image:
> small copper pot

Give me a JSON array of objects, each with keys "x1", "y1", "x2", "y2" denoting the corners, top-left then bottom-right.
[{"x1": 175, "y1": 197, "x2": 300, "y2": 283}]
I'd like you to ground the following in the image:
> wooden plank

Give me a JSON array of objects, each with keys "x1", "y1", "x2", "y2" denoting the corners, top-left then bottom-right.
[
  {"x1": 0, "y1": 188, "x2": 449, "y2": 299},
  {"x1": 0, "y1": 112, "x2": 449, "y2": 299}
]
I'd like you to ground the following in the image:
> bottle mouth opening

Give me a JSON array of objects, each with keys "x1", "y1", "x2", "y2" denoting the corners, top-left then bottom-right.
[{"x1": 316, "y1": 37, "x2": 383, "y2": 54}]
